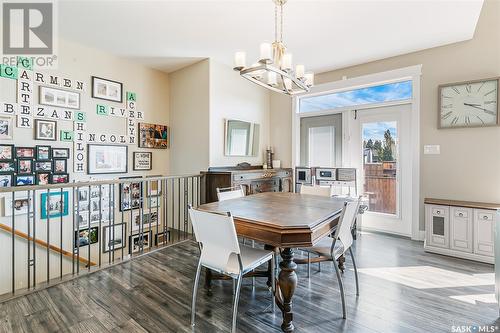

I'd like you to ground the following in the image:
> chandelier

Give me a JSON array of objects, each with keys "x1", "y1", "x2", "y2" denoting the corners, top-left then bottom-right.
[{"x1": 233, "y1": 0, "x2": 314, "y2": 95}]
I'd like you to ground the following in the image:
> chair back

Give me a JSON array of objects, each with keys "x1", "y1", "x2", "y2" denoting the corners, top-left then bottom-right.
[
  {"x1": 332, "y1": 197, "x2": 361, "y2": 255},
  {"x1": 217, "y1": 185, "x2": 245, "y2": 201},
  {"x1": 188, "y1": 207, "x2": 241, "y2": 273},
  {"x1": 300, "y1": 184, "x2": 332, "y2": 197}
]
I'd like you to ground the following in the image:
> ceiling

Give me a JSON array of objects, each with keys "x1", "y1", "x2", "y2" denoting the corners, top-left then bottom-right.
[{"x1": 58, "y1": 0, "x2": 484, "y2": 74}]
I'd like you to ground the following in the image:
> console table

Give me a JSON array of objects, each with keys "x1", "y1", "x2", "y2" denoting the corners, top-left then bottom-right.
[
  {"x1": 202, "y1": 166, "x2": 293, "y2": 203},
  {"x1": 424, "y1": 198, "x2": 500, "y2": 264}
]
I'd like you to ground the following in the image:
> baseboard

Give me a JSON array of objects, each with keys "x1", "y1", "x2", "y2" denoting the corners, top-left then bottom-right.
[{"x1": 424, "y1": 245, "x2": 493, "y2": 264}]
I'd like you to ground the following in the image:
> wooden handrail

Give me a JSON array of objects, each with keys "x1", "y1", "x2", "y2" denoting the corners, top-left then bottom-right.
[{"x1": 0, "y1": 223, "x2": 96, "y2": 266}]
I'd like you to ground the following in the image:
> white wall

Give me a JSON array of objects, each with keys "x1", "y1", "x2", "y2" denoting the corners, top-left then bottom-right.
[
  {"x1": 169, "y1": 59, "x2": 271, "y2": 172},
  {"x1": 269, "y1": 0, "x2": 500, "y2": 228},
  {"x1": 0, "y1": 38, "x2": 171, "y2": 294},
  {"x1": 208, "y1": 61, "x2": 270, "y2": 167},
  {"x1": 169, "y1": 59, "x2": 210, "y2": 174}
]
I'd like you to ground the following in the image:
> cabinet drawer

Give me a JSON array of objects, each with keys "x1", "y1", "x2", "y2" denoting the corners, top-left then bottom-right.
[
  {"x1": 432, "y1": 206, "x2": 448, "y2": 216},
  {"x1": 477, "y1": 212, "x2": 493, "y2": 221},
  {"x1": 453, "y1": 209, "x2": 469, "y2": 218}
]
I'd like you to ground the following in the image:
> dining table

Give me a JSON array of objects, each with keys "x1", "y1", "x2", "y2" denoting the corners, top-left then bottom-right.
[{"x1": 197, "y1": 191, "x2": 346, "y2": 332}]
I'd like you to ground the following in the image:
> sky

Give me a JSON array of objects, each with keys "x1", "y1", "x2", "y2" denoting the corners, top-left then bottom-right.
[
  {"x1": 300, "y1": 80, "x2": 412, "y2": 113},
  {"x1": 362, "y1": 121, "x2": 397, "y2": 142}
]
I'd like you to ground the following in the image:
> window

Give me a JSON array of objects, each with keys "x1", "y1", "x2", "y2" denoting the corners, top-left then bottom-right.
[{"x1": 299, "y1": 80, "x2": 412, "y2": 113}]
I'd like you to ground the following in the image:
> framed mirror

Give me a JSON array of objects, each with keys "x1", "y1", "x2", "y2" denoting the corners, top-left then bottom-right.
[{"x1": 224, "y1": 119, "x2": 260, "y2": 157}]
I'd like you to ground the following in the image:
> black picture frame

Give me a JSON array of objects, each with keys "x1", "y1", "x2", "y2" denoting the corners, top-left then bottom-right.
[
  {"x1": 51, "y1": 148, "x2": 70, "y2": 159},
  {"x1": 0, "y1": 161, "x2": 16, "y2": 173},
  {"x1": 34, "y1": 119, "x2": 57, "y2": 141},
  {"x1": 35, "y1": 145, "x2": 52, "y2": 161},
  {"x1": 36, "y1": 172, "x2": 51, "y2": 185},
  {"x1": 17, "y1": 158, "x2": 33, "y2": 174},
  {"x1": 91, "y1": 76, "x2": 123, "y2": 103},
  {"x1": 0, "y1": 173, "x2": 13, "y2": 187},
  {"x1": 35, "y1": 161, "x2": 52, "y2": 172},
  {"x1": 133, "y1": 152, "x2": 152, "y2": 171},
  {"x1": 119, "y1": 176, "x2": 143, "y2": 212},
  {"x1": 0, "y1": 144, "x2": 15, "y2": 161},
  {"x1": 51, "y1": 173, "x2": 69, "y2": 184},
  {"x1": 155, "y1": 230, "x2": 171, "y2": 246},
  {"x1": 87, "y1": 144, "x2": 128, "y2": 175},
  {"x1": 102, "y1": 223, "x2": 126, "y2": 253},
  {"x1": 15, "y1": 147, "x2": 35, "y2": 159},
  {"x1": 53, "y1": 158, "x2": 67, "y2": 174},
  {"x1": 129, "y1": 230, "x2": 152, "y2": 254},
  {"x1": 15, "y1": 174, "x2": 35, "y2": 186},
  {"x1": 74, "y1": 227, "x2": 99, "y2": 250}
]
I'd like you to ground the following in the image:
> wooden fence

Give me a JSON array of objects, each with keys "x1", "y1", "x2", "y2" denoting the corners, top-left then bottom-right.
[{"x1": 363, "y1": 162, "x2": 397, "y2": 214}]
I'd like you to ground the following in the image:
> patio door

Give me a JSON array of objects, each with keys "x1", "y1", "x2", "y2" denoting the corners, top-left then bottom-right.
[{"x1": 350, "y1": 104, "x2": 412, "y2": 236}]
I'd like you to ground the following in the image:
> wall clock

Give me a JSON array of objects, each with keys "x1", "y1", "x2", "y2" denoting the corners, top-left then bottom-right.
[{"x1": 438, "y1": 77, "x2": 499, "y2": 128}]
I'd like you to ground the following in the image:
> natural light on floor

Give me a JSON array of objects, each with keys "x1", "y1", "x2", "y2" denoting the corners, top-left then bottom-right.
[
  {"x1": 357, "y1": 266, "x2": 494, "y2": 289},
  {"x1": 449, "y1": 293, "x2": 496, "y2": 305}
]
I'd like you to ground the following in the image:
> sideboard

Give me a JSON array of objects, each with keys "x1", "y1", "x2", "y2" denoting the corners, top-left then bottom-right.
[
  {"x1": 202, "y1": 166, "x2": 293, "y2": 204},
  {"x1": 424, "y1": 198, "x2": 500, "y2": 264}
]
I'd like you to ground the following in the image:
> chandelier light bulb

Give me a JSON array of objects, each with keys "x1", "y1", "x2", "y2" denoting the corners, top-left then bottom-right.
[
  {"x1": 234, "y1": 51, "x2": 246, "y2": 70},
  {"x1": 295, "y1": 65, "x2": 305, "y2": 78},
  {"x1": 267, "y1": 71, "x2": 277, "y2": 86},
  {"x1": 305, "y1": 73, "x2": 315, "y2": 86},
  {"x1": 260, "y1": 43, "x2": 273, "y2": 63},
  {"x1": 282, "y1": 53, "x2": 293, "y2": 70}
]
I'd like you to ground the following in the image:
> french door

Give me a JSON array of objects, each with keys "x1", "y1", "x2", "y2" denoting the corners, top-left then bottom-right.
[{"x1": 350, "y1": 104, "x2": 412, "y2": 236}]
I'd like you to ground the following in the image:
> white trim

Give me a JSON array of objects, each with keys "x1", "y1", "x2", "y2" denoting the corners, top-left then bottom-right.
[
  {"x1": 424, "y1": 245, "x2": 494, "y2": 264},
  {"x1": 292, "y1": 64, "x2": 422, "y2": 240}
]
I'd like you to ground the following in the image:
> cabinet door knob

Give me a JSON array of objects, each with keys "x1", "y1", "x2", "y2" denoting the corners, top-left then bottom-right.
[
  {"x1": 459, "y1": 213, "x2": 463, "y2": 217},
  {"x1": 483, "y1": 215, "x2": 488, "y2": 220}
]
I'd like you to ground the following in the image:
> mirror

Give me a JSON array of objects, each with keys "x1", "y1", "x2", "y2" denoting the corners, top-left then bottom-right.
[{"x1": 224, "y1": 119, "x2": 260, "y2": 156}]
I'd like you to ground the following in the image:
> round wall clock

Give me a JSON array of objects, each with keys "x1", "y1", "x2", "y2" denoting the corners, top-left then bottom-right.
[{"x1": 438, "y1": 77, "x2": 499, "y2": 128}]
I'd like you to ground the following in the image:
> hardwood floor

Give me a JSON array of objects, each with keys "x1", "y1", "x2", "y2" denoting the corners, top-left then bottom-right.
[{"x1": 0, "y1": 232, "x2": 497, "y2": 333}]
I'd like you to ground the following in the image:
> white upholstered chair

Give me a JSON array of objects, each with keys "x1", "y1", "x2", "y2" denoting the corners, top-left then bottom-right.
[
  {"x1": 189, "y1": 207, "x2": 275, "y2": 333},
  {"x1": 299, "y1": 184, "x2": 332, "y2": 197},
  {"x1": 300, "y1": 197, "x2": 362, "y2": 319},
  {"x1": 216, "y1": 185, "x2": 245, "y2": 201}
]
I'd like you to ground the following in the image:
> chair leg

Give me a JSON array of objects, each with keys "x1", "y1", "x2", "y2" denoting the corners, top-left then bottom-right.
[
  {"x1": 232, "y1": 274, "x2": 243, "y2": 333},
  {"x1": 271, "y1": 254, "x2": 276, "y2": 313},
  {"x1": 333, "y1": 258, "x2": 347, "y2": 319},
  {"x1": 307, "y1": 252, "x2": 311, "y2": 278},
  {"x1": 318, "y1": 255, "x2": 321, "y2": 272},
  {"x1": 191, "y1": 260, "x2": 202, "y2": 327},
  {"x1": 251, "y1": 240, "x2": 255, "y2": 287},
  {"x1": 349, "y1": 247, "x2": 359, "y2": 297}
]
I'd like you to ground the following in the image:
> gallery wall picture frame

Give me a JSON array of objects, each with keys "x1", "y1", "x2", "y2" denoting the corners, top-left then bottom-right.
[
  {"x1": 0, "y1": 116, "x2": 14, "y2": 140},
  {"x1": 35, "y1": 145, "x2": 51, "y2": 161},
  {"x1": 52, "y1": 148, "x2": 69, "y2": 159},
  {"x1": 0, "y1": 144, "x2": 14, "y2": 161},
  {"x1": 3, "y1": 195, "x2": 33, "y2": 216},
  {"x1": 138, "y1": 123, "x2": 169, "y2": 149},
  {"x1": 74, "y1": 227, "x2": 98, "y2": 250},
  {"x1": 15, "y1": 174, "x2": 35, "y2": 186},
  {"x1": 146, "y1": 175, "x2": 162, "y2": 197},
  {"x1": 35, "y1": 161, "x2": 52, "y2": 172},
  {"x1": 119, "y1": 176, "x2": 143, "y2": 212},
  {"x1": 53, "y1": 158, "x2": 67, "y2": 174},
  {"x1": 51, "y1": 173, "x2": 69, "y2": 184},
  {"x1": 15, "y1": 147, "x2": 35, "y2": 158},
  {"x1": 17, "y1": 159, "x2": 33, "y2": 174},
  {"x1": 0, "y1": 174, "x2": 13, "y2": 187},
  {"x1": 129, "y1": 231, "x2": 152, "y2": 254},
  {"x1": 39, "y1": 86, "x2": 81, "y2": 110},
  {"x1": 133, "y1": 152, "x2": 152, "y2": 171},
  {"x1": 87, "y1": 144, "x2": 128, "y2": 175},
  {"x1": 91, "y1": 76, "x2": 123, "y2": 103},
  {"x1": 41, "y1": 191, "x2": 69, "y2": 219},
  {"x1": 0, "y1": 161, "x2": 16, "y2": 173},
  {"x1": 103, "y1": 223, "x2": 126, "y2": 253},
  {"x1": 155, "y1": 230, "x2": 170, "y2": 246},
  {"x1": 36, "y1": 172, "x2": 50, "y2": 185},
  {"x1": 35, "y1": 119, "x2": 57, "y2": 141}
]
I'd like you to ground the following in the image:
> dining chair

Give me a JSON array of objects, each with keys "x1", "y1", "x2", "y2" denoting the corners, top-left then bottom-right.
[
  {"x1": 299, "y1": 197, "x2": 362, "y2": 319},
  {"x1": 189, "y1": 206, "x2": 275, "y2": 333},
  {"x1": 216, "y1": 185, "x2": 245, "y2": 201},
  {"x1": 299, "y1": 184, "x2": 332, "y2": 197}
]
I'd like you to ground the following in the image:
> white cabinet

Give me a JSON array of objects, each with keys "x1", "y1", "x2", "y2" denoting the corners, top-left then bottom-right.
[
  {"x1": 424, "y1": 199, "x2": 498, "y2": 264},
  {"x1": 450, "y1": 207, "x2": 472, "y2": 253},
  {"x1": 426, "y1": 205, "x2": 449, "y2": 248},
  {"x1": 474, "y1": 209, "x2": 494, "y2": 257}
]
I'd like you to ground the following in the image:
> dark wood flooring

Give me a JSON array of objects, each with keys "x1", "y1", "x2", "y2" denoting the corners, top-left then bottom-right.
[{"x1": 0, "y1": 232, "x2": 498, "y2": 333}]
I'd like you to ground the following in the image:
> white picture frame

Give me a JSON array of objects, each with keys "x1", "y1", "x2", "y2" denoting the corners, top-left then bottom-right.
[
  {"x1": 3, "y1": 193, "x2": 33, "y2": 216},
  {"x1": 87, "y1": 144, "x2": 128, "y2": 174},
  {"x1": 39, "y1": 86, "x2": 81, "y2": 110},
  {"x1": 0, "y1": 117, "x2": 13, "y2": 140}
]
